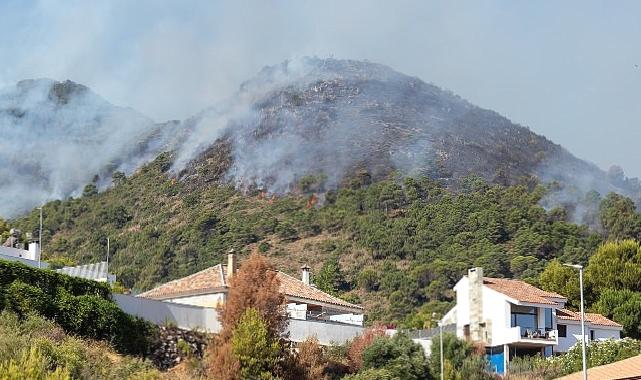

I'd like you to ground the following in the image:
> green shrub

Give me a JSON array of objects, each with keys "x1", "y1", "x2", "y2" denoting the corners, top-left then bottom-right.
[
  {"x1": 361, "y1": 333, "x2": 429, "y2": 380},
  {"x1": 0, "y1": 261, "x2": 156, "y2": 356},
  {"x1": 0, "y1": 347, "x2": 71, "y2": 380}
]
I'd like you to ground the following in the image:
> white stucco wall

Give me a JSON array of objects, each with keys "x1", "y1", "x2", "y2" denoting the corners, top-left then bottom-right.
[
  {"x1": 454, "y1": 277, "x2": 470, "y2": 339},
  {"x1": 556, "y1": 322, "x2": 621, "y2": 353},
  {"x1": 167, "y1": 293, "x2": 225, "y2": 308}
]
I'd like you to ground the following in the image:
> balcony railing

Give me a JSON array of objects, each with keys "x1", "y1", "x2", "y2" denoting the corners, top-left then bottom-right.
[{"x1": 506, "y1": 327, "x2": 558, "y2": 345}]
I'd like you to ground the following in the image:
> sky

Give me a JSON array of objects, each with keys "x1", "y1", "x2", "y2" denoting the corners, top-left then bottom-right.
[{"x1": 1, "y1": 0, "x2": 640, "y2": 178}]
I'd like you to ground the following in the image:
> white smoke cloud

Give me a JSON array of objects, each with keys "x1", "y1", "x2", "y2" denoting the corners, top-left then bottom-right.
[{"x1": 0, "y1": 79, "x2": 164, "y2": 216}]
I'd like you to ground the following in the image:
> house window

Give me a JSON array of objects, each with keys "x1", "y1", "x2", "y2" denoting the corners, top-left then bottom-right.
[
  {"x1": 590, "y1": 330, "x2": 595, "y2": 341},
  {"x1": 511, "y1": 305, "x2": 538, "y2": 331},
  {"x1": 558, "y1": 324, "x2": 567, "y2": 337},
  {"x1": 544, "y1": 308, "x2": 553, "y2": 330}
]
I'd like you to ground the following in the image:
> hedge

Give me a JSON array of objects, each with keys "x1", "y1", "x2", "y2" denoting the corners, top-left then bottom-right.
[
  {"x1": 0, "y1": 259, "x2": 110, "y2": 299},
  {"x1": 0, "y1": 259, "x2": 157, "y2": 356}
]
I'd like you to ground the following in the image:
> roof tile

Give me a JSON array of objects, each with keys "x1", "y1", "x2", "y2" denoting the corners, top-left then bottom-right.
[
  {"x1": 137, "y1": 263, "x2": 362, "y2": 311},
  {"x1": 557, "y1": 308, "x2": 622, "y2": 328},
  {"x1": 482, "y1": 277, "x2": 565, "y2": 305}
]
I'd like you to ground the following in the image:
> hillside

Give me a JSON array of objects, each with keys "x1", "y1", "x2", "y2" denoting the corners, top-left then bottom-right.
[{"x1": 10, "y1": 152, "x2": 620, "y2": 324}]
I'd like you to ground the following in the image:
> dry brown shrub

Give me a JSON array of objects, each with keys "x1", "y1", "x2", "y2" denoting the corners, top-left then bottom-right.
[
  {"x1": 346, "y1": 325, "x2": 387, "y2": 372},
  {"x1": 296, "y1": 337, "x2": 329, "y2": 380},
  {"x1": 207, "y1": 253, "x2": 286, "y2": 379},
  {"x1": 218, "y1": 252, "x2": 286, "y2": 340},
  {"x1": 207, "y1": 339, "x2": 240, "y2": 380}
]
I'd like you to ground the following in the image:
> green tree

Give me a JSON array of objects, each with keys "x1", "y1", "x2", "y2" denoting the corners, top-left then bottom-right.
[
  {"x1": 599, "y1": 194, "x2": 641, "y2": 240},
  {"x1": 428, "y1": 333, "x2": 474, "y2": 378},
  {"x1": 586, "y1": 240, "x2": 641, "y2": 297},
  {"x1": 361, "y1": 333, "x2": 429, "y2": 380},
  {"x1": 82, "y1": 184, "x2": 97, "y2": 197},
  {"x1": 314, "y1": 254, "x2": 344, "y2": 296},
  {"x1": 594, "y1": 289, "x2": 641, "y2": 338},
  {"x1": 231, "y1": 308, "x2": 281, "y2": 380},
  {"x1": 540, "y1": 260, "x2": 580, "y2": 308}
]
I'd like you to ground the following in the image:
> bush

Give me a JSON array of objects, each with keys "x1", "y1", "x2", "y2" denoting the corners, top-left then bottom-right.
[
  {"x1": 552, "y1": 338, "x2": 641, "y2": 375},
  {"x1": 0, "y1": 261, "x2": 156, "y2": 356},
  {"x1": 360, "y1": 333, "x2": 429, "y2": 380},
  {"x1": 0, "y1": 347, "x2": 71, "y2": 380},
  {"x1": 231, "y1": 308, "x2": 280, "y2": 380},
  {"x1": 0, "y1": 311, "x2": 159, "y2": 379}
]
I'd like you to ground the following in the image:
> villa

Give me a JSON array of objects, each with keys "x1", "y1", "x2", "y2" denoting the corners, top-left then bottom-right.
[
  {"x1": 138, "y1": 252, "x2": 364, "y2": 326},
  {"x1": 443, "y1": 267, "x2": 622, "y2": 375}
]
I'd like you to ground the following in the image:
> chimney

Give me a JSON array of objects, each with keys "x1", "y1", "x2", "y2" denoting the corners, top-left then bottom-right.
[
  {"x1": 227, "y1": 249, "x2": 236, "y2": 279},
  {"x1": 301, "y1": 264, "x2": 311, "y2": 285},
  {"x1": 468, "y1": 267, "x2": 484, "y2": 342}
]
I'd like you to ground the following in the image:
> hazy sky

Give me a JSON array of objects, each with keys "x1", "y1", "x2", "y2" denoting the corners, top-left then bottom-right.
[{"x1": 1, "y1": 0, "x2": 640, "y2": 177}]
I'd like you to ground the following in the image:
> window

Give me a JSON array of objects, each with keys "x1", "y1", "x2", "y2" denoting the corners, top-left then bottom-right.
[
  {"x1": 558, "y1": 324, "x2": 567, "y2": 337},
  {"x1": 511, "y1": 305, "x2": 538, "y2": 331},
  {"x1": 590, "y1": 330, "x2": 595, "y2": 341},
  {"x1": 544, "y1": 308, "x2": 553, "y2": 330}
]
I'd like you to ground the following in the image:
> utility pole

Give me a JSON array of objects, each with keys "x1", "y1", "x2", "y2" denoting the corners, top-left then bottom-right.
[
  {"x1": 106, "y1": 237, "x2": 110, "y2": 273},
  {"x1": 565, "y1": 263, "x2": 588, "y2": 380},
  {"x1": 38, "y1": 206, "x2": 43, "y2": 268}
]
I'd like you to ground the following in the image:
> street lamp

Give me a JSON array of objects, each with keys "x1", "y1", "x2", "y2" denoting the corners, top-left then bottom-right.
[
  {"x1": 37, "y1": 206, "x2": 43, "y2": 269},
  {"x1": 564, "y1": 263, "x2": 587, "y2": 380},
  {"x1": 432, "y1": 312, "x2": 444, "y2": 380}
]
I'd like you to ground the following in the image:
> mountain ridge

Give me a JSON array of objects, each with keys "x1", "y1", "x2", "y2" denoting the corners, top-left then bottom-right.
[{"x1": 1, "y1": 58, "x2": 639, "y2": 218}]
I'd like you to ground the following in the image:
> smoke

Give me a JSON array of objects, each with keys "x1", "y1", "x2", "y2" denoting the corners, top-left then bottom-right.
[
  {"x1": 171, "y1": 58, "x2": 439, "y2": 194},
  {"x1": 0, "y1": 79, "x2": 166, "y2": 217}
]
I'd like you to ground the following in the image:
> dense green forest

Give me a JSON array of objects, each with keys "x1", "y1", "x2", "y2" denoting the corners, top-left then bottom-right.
[{"x1": 5, "y1": 152, "x2": 641, "y2": 326}]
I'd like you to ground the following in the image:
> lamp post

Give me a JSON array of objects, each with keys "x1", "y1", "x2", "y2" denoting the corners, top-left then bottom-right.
[
  {"x1": 37, "y1": 206, "x2": 43, "y2": 268},
  {"x1": 564, "y1": 263, "x2": 587, "y2": 380},
  {"x1": 432, "y1": 312, "x2": 444, "y2": 380}
]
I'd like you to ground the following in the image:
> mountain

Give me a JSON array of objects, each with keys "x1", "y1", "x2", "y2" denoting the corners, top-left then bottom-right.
[
  {"x1": 0, "y1": 79, "x2": 179, "y2": 217},
  {"x1": 2, "y1": 59, "x2": 638, "y2": 218},
  {"x1": 172, "y1": 58, "x2": 639, "y2": 206}
]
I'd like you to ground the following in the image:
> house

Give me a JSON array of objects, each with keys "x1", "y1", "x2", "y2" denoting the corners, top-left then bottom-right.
[
  {"x1": 445, "y1": 267, "x2": 622, "y2": 375},
  {"x1": 137, "y1": 253, "x2": 364, "y2": 326},
  {"x1": 0, "y1": 229, "x2": 47, "y2": 269}
]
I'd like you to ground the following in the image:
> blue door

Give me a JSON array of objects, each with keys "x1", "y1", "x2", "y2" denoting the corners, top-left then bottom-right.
[{"x1": 487, "y1": 346, "x2": 505, "y2": 374}]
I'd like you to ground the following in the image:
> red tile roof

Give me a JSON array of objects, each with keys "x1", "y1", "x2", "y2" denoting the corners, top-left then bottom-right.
[
  {"x1": 137, "y1": 263, "x2": 362, "y2": 311},
  {"x1": 482, "y1": 277, "x2": 566, "y2": 305},
  {"x1": 557, "y1": 309, "x2": 622, "y2": 328},
  {"x1": 555, "y1": 354, "x2": 641, "y2": 380},
  {"x1": 137, "y1": 264, "x2": 227, "y2": 299}
]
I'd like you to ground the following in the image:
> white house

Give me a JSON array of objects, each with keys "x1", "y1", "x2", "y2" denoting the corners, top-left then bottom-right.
[
  {"x1": 138, "y1": 253, "x2": 364, "y2": 327},
  {"x1": 446, "y1": 267, "x2": 622, "y2": 375}
]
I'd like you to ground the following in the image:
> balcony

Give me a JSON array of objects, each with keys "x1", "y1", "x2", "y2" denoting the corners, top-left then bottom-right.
[{"x1": 505, "y1": 327, "x2": 558, "y2": 346}]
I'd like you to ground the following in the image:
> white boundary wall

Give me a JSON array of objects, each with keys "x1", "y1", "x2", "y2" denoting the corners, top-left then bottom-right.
[{"x1": 113, "y1": 294, "x2": 221, "y2": 332}]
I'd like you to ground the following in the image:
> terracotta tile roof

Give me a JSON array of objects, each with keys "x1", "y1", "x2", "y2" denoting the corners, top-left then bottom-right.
[
  {"x1": 137, "y1": 263, "x2": 362, "y2": 311},
  {"x1": 557, "y1": 309, "x2": 623, "y2": 328},
  {"x1": 482, "y1": 277, "x2": 566, "y2": 306},
  {"x1": 555, "y1": 354, "x2": 641, "y2": 380},
  {"x1": 275, "y1": 271, "x2": 363, "y2": 311},
  {"x1": 137, "y1": 264, "x2": 227, "y2": 299}
]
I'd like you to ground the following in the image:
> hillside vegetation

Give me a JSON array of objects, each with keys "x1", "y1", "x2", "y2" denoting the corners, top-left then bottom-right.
[{"x1": 9, "y1": 150, "x2": 641, "y2": 326}]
